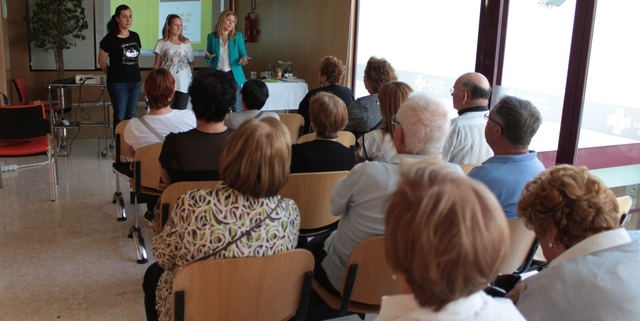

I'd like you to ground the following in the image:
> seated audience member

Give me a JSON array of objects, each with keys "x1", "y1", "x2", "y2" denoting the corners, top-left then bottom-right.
[
  {"x1": 442, "y1": 72, "x2": 494, "y2": 164},
  {"x1": 290, "y1": 92, "x2": 355, "y2": 173},
  {"x1": 223, "y1": 78, "x2": 279, "y2": 129},
  {"x1": 159, "y1": 69, "x2": 234, "y2": 185},
  {"x1": 143, "y1": 118, "x2": 300, "y2": 321},
  {"x1": 355, "y1": 81, "x2": 412, "y2": 163},
  {"x1": 123, "y1": 68, "x2": 196, "y2": 151},
  {"x1": 377, "y1": 160, "x2": 525, "y2": 321},
  {"x1": 298, "y1": 56, "x2": 354, "y2": 134},
  {"x1": 344, "y1": 56, "x2": 397, "y2": 138},
  {"x1": 511, "y1": 165, "x2": 640, "y2": 321},
  {"x1": 467, "y1": 95, "x2": 545, "y2": 219},
  {"x1": 314, "y1": 93, "x2": 462, "y2": 293}
]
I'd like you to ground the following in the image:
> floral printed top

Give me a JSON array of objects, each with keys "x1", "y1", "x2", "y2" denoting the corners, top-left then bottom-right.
[{"x1": 151, "y1": 184, "x2": 300, "y2": 321}]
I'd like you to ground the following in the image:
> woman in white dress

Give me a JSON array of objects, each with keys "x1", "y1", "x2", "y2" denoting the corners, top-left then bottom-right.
[
  {"x1": 355, "y1": 81, "x2": 412, "y2": 163},
  {"x1": 154, "y1": 14, "x2": 194, "y2": 110}
]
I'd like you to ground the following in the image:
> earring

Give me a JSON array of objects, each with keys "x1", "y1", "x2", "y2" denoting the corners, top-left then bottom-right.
[
  {"x1": 548, "y1": 242, "x2": 555, "y2": 248},
  {"x1": 391, "y1": 274, "x2": 397, "y2": 280}
]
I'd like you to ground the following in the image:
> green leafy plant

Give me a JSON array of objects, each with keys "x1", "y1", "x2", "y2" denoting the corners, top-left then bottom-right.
[{"x1": 24, "y1": 0, "x2": 89, "y2": 79}]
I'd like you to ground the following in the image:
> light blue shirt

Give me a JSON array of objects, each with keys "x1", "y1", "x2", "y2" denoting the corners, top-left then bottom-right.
[
  {"x1": 322, "y1": 154, "x2": 461, "y2": 290},
  {"x1": 468, "y1": 151, "x2": 545, "y2": 219}
]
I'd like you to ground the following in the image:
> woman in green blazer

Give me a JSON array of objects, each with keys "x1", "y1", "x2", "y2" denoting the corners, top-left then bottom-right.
[{"x1": 204, "y1": 10, "x2": 251, "y2": 112}]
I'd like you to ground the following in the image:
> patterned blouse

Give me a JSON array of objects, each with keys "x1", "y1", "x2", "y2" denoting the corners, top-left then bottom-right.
[{"x1": 151, "y1": 184, "x2": 300, "y2": 321}]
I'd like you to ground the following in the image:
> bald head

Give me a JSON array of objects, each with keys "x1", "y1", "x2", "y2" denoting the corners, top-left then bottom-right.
[{"x1": 451, "y1": 72, "x2": 492, "y2": 110}]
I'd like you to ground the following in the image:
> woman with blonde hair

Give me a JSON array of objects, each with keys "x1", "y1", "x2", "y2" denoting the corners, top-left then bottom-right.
[
  {"x1": 298, "y1": 56, "x2": 355, "y2": 134},
  {"x1": 355, "y1": 81, "x2": 412, "y2": 163},
  {"x1": 154, "y1": 14, "x2": 194, "y2": 110},
  {"x1": 378, "y1": 159, "x2": 525, "y2": 320},
  {"x1": 290, "y1": 92, "x2": 355, "y2": 173},
  {"x1": 204, "y1": 10, "x2": 250, "y2": 112},
  {"x1": 512, "y1": 164, "x2": 640, "y2": 320},
  {"x1": 143, "y1": 118, "x2": 300, "y2": 321}
]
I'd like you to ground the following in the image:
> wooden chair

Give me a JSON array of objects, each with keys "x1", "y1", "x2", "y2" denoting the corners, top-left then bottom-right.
[
  {"x1": 296, "y1": 131, "x2": 356, "y2": 149},
  {"x1": 172, "y1": 249, "x2": 315, "y2": 321},
  {"x1": 158, "y1": 180, "x2": 221, "y2": 233},
  {"x1": 128, "y1": 142, "x2": 164, "y2": 264},
  {"x1": 278, "y1": 113, "x2": 305, "y2": 143},
  {"x1": 0, "y1": 103, "x2": 58, "y2": 201},
  {"x1": 279, "y1": 171, "x2": 348, "y2": 237},
  {"x1": 496, "y1": 218, "x2": 537, "y2": 275},
  {"x1": 617, "y1": 195, "x2": 633, "y2": 226},
  {"x1": 111, "y1": 119, "x2": 134, "y2": 221},
  {"x1": 311, "y1": 236, "x2": 401, "y2": 319},
  {"x1": 460, "y1": 163, "x2": 480, "y2": 175}
]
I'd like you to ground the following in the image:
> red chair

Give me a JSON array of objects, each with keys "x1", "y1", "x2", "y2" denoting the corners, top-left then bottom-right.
[
  {"x1": 12, "y1": 75, "x2": 61, "y2": 118},
  {"x1": 0, "y1": 103, "x2": 58, "y2": 200}
]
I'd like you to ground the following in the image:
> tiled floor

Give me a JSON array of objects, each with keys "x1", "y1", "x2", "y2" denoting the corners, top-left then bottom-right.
[{"x1": 0, "y1": 138, "x2": 374, "y2": 321}]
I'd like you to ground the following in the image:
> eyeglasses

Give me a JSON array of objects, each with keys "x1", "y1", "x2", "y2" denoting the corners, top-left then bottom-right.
[
  {"x1": 391, "y1": 115, "x2": 401, "y2": 127},
  {"x1": 484, "y1": 113, "x2": 504, "y2": 131},
  {"x1": 450, "y1": 87, "x2": 455, "y2": 94}
]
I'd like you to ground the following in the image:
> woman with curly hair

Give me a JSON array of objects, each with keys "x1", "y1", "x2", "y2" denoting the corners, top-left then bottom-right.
[
  {"x1": 344, "y1": 56, "x2": 397, "y2": 138},
  {"x1": 298, "y1": 56, "x2": 354, "y2": 134},
  {"x1": 511, "y1": 164, "x2": 640, "y2": 320}
]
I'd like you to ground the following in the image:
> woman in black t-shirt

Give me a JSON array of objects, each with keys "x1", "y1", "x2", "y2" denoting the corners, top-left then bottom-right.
[{"x1": 98, "y1": 4, "x2": 142, "y2": 134}]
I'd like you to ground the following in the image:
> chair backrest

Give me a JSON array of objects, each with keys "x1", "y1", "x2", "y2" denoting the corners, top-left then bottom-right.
[
  {"x1": 617, "y1": 195, "x2": 633, "y2": 225},
  {"x1": 160, "y1": 180, "x2": 221, "y2": 228},
  {"x1": 460, "y1": 164, "x2": 480, "y2": 175},
  {"x1": 341, "y1": 236, "x2": 401, "y2": 305},
  {"x1": 296, "y1": 131, "x2": 356, "y2": 149},
  {"x1": 172, "y1": 249, "x2": 314, "y2": 321},
  {"x1": 0, "y1": 104, "x2": 49, "y2": 139},
  {"x1": 0, "y1": 92, "x2": 8, "y2": 105},
  {"x1": 278, "y1": 113, "x2": 305, "y2": 143},
  {"x1": 12, "y1": 75, "x2": 29, "y2": 104},
  {"x1": 279, "y1": 171, "x2": 348, "y2": 235},
  {"x1": 114, "y1": 119, "x2": 134, "y2": 163},
  {"x1": 133, "y1": 142, "x2": 164, "y2": 190},
  {"x1": 337, "y1": 131, "x2": 356, "y2": 148},
  {"x1": 497, "y1": 218, "x2": 536, "y2": 275}
]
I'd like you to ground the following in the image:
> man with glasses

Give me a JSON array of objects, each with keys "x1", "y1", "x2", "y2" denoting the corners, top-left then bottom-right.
[
  {"x1": 310, "y1": 93, "x2": 462, "y2": 295},
  {"x1": 442, "y1": 72, "x2": 494, "y2": 164},
  {"x1": 467, "y1": 95, "x2": 545, "y2": 219}
]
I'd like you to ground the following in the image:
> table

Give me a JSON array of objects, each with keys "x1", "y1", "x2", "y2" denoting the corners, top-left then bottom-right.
[
  {"x1": 262, "y1": 80, "x2": 308, "y2": 111},
  {"x1": 47, "y1": 83, "x2": 110, "y2": 156}
]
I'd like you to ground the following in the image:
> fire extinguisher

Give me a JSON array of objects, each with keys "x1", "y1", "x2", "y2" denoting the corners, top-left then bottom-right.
[{"x1": 244, "y1": 13, "x2": 254, "y2": 42}]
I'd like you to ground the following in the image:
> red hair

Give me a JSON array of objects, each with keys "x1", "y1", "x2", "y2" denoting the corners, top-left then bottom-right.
[{"x1": 144, "y1": 68, "x2": 175, "y2": 110}]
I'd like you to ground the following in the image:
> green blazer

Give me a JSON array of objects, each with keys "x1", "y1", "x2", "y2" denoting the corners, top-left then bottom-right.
[{"x1": 205, "y1": 32, "x2": 248, "y2": 85}]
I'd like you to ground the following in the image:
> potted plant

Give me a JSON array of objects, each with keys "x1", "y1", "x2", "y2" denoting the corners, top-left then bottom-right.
[{"x1": 24, "y1": 0, "x2": 89, "y2": 80}]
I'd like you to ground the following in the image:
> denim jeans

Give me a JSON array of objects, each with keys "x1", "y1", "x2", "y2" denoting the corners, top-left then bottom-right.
[
  {"x1": 232, "y1": 82, "x2": 242, "y2": 112},
  {"x1": 108, "y1": 81, "x2": 142, "y2": 132}
]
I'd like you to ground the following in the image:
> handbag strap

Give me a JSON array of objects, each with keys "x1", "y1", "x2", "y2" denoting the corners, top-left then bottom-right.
[
  {"x1": 138, "y1": 116, "x2": 165, "y2": 142},
  {"x1": 361, "y1": 132, "x2": 371, "y2": 161},
  {"x1": 197, "y1": 197, "x2": 283, "y2": 262},
  {"x1": 254, "y1": 111, "x2": 264, "y2": 119}
]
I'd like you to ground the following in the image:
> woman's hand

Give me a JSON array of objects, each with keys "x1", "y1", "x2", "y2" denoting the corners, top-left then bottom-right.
[
  {"x1": 203, "y1": 50, "x2": 216, "y2": 60},
  {"x1": 239, "y1": 57, "x2": 251, "y2": 65}
]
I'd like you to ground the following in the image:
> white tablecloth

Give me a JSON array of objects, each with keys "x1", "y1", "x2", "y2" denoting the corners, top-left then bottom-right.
[{"x1": 262, "y1": 80, "x2": 308, "y2": 111}]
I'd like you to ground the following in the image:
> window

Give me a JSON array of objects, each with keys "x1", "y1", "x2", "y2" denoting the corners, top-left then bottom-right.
[{"x1": 354, "y1": 0, "x2": 479, "y2": 114}]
